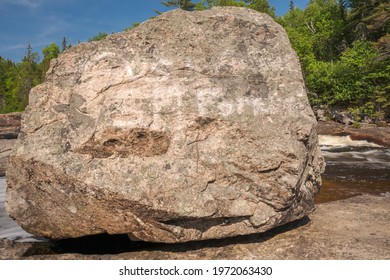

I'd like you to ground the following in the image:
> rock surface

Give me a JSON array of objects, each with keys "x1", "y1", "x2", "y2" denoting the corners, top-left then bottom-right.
[
  {"x1": 1, "y1": 195, "x2": 389, "y2": 260},
  {"x1": 6, "y1": 7, "x2": 324, "y2": 243},
  {"x1": 0, "y1": 113, "x2": 21, "y2": 176}
]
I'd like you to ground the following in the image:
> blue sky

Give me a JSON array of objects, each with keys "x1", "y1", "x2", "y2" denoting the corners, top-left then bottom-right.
[{"x1": 0, "y1": 0, "x2": 309, "y2": 62}]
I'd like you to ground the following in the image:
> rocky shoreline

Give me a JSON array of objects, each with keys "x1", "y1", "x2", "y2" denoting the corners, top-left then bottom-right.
[{"x1": 1, "y1": 194, "x2": 389, "y2": 260}]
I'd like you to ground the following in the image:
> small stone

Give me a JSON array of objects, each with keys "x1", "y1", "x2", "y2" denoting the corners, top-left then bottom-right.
[{"x1": 68, "y1": 206, "x2": 77, "y2": 214}]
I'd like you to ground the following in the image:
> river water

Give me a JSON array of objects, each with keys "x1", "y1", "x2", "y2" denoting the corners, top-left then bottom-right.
[
  {"x1": 315, "y1": 135, "x2": 390, "y2": 203},
  {"x1": 0, "y1": 135, "x2": 389, "y2": 241}
]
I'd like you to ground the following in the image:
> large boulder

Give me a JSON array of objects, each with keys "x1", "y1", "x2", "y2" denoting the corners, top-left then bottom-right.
[{"x1": 5, "y1": 7, "x2": 324, "y2": 243}]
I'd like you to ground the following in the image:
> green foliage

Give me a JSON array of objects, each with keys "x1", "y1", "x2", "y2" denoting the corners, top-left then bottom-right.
[
  {"x1": 161, "y1": 0, "x2": 196, "y2": 10},
  {"x1": 346, "y1": 0, "x2": 389, "y2": 42},
  {"x1": 195, "y1": 0, "x2": 275, "y2": 17},
  {"x1": 124, "y1": 22, "x2": 141, "y2": 31},
  {"x1": 244, "y1": 0, "x2": 275, "y2": 17},
  {"x1": 88, "y1": 32, "x2": 108, "y2": 42},
  {"x1": 0, "y1": 57, "x2": 20, "y2": 113},
  {"x1": 0, "y1": 43, "x2": 60, "y2": 113},
  {"x1": 280, "y1": 0, "x2": 390, "y2": 121},
  {"x1": 352, "y1": 121, "x2": 361, "y2": 128},
  {"x1": 41, "y1": 43, "x2": 60, "y2": 80}
]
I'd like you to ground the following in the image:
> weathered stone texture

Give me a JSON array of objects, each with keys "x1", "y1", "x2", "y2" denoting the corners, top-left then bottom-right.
[{"x1": 6, "y1": 7, "x2": 324, "y2": 242}]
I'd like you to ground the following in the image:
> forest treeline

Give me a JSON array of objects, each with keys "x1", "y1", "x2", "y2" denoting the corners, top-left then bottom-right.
[{"x1": 0, "y1": 0, "x2": 389, "y2": 123}]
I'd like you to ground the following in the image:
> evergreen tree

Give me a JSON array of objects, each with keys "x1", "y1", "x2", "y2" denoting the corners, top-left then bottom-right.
[
  {"x1": 161, "y1": 0, "x2": 196, "y2": 10},
  {"x1": 289, "y1": 0, "x2": 295, "y2": 10},
  {"x1": 19, "y1": 46, "x2": 38, "y2": 108},
  {"x1": 61, "y1": 37, "x2": 68, "y2": 52},
  {"x1": 0, "y1": 57, "x2": 6, "y2": 109},
  {"x1": 0, "y1": 57, "x2": 20, "y2": 113}
]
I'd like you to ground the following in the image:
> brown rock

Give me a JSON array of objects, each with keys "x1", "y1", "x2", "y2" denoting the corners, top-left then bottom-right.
[{"x1": 6, "y1": 7, "x2": 324, "y2": 243}]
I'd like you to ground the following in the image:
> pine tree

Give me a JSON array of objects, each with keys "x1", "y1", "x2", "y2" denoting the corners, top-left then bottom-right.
[
  {"x1": 19, "y1": 45, "x2": 38, "y2": 108},
  {"x1": 61, "y1": 37, "x2": 68, "y2": 52},
  {"x1": 289, "y1": 0, "x2": 295, "y2": 10},
  {"x1": 161, "y1": 0, "x2": 196, "y2": 11}
]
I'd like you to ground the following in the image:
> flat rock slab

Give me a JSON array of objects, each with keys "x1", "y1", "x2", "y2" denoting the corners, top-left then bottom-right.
[
  {"x1": 6, "y1": 7, "x2": 324, "y2": 243},
  {"x1": 1, "y1": 195, "x2": 388, "y2": 260}
]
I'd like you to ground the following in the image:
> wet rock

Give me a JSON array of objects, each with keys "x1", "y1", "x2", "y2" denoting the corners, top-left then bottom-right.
[
  {"x1": 380, "y1": 192, "x2": 390, "y2": 198},
  {"x1": 331, "y1": 110, "x2": 354, "y2": 125},
  {"x1": 313, "y1": 105, "x2": 328, "y2": 122},
  {"x1": 6, "y1": 7, "x2": 324, "y2": 243}
]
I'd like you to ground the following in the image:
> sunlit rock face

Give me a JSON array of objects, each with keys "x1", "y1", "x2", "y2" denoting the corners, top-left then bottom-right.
[{"x1": 6, "y1": 7, "x2": 324, "y2": 243}]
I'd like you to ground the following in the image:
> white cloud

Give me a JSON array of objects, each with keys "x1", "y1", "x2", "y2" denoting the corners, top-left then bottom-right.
[
  {"x1": 38, "y1": 16, "x2": 70, "y2": 39},
  {"x1": 0, "y1": 0, "x2": 49, "y2": 9},
  {"x1": 0, "y1": 0, "x2": 36, "y2": 8},
  {"x1": 0, "y1": 43, "x2": 27, "y2": 52}
]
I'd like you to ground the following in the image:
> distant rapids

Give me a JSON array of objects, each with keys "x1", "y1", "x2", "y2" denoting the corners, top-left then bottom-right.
[{"x1": 316, "y1": 135, "x2": 390, "y2": 203}]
